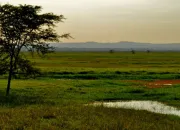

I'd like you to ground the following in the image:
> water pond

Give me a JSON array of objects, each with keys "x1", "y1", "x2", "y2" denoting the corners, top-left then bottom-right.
[{"x1": 91, "y1": 101, "x2": 180, "y2": 117}]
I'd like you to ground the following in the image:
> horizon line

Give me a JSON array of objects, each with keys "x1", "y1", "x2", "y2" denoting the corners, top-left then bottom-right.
[{"x1": 57, "y1": 41, "x2": 180, "y2": 44}]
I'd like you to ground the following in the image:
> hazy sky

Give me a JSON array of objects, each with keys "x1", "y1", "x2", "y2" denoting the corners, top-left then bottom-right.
[{"x1": 1, "y1": 0, "x2": 180, "y2": 43}]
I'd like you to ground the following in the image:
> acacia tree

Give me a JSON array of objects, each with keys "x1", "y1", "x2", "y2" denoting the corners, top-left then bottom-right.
[
  {"x1": 0, "y1": 48, "x2": 9, "y2": 74},
  {"x1": 0, "y1": 4, "x2": 71, "y2": 96}
]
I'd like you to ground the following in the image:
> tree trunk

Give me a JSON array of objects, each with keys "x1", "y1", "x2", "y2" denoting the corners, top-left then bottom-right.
[{"x1": 6, "y1": 55, "x2": 13, "y2": 96}]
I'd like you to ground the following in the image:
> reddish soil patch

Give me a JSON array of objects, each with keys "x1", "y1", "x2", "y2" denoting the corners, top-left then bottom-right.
[
  {"x1": 127, "y1": 80, "x2": 180, "y2": 88},
  {"x1": 145, "y1": 80, "x2": 180, "y2": 88}
]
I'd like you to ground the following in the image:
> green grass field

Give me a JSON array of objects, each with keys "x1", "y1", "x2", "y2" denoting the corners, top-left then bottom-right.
[
  {"x1": 30, "y1": 52, "x2": 180, "y2": 71},
  {"x1": 0, "y1": 52, "x2": 180, "y2": 129},
  {"x1": 24, "y1": 52, "x2": 180, "y2": 80}
]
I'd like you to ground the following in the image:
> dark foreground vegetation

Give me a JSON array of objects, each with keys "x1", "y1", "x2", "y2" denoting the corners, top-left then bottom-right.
[{"x1": 0, "y1": 52, "x2": 180, "y2": 129}]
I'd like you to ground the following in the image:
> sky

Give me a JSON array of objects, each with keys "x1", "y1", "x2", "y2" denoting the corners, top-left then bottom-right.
[{"x1": 0, "y1": 0, "x2": 180, "y2": 43}]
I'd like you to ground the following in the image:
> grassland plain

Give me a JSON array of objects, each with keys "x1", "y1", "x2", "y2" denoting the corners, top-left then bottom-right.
[
  {"x1": 23, "y1": 52, "x2": 180, "y2": 80},
  {"x1": 0, "y1": 52, "x2": 180, "y2": 129}
]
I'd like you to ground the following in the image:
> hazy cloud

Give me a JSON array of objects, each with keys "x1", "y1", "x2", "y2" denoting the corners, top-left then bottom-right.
[{"x1": 0, "y1": 0, "x2": 180, "y2": 43}]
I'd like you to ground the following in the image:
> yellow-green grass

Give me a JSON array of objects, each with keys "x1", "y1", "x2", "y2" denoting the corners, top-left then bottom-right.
[
  {"x1": 0, "y1": 79, "x2": 180, "y2": 129},
  {"x1": 0, "y1": 105, "x2": 179, "y2": 130}
]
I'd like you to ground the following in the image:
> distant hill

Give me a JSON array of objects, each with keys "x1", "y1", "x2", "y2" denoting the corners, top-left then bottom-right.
[{"x1": 50, "y1": 41, "x2": 180, "y2": 52}]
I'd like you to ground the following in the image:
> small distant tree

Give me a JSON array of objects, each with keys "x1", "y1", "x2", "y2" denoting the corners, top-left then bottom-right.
[
  {"x1": 131, "y1": 49, "x2": 135, "y2": 54},
  {"x1": 109, "y1": 49, "x2": 114, "y2": 53},
  {"x1": 0, "y1": 4, "x2": 71, "y2": 96},
  {"x1": 147, "y1": 49, "x2": 150, "y2": 53}
]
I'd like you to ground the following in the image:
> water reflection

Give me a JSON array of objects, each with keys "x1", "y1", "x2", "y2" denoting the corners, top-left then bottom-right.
[{"x1": 92, "y1": 101, "x2": 180, "y2": 117}]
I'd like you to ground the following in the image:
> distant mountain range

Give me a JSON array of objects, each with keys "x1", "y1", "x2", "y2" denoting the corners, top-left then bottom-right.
[{"x1": 50, "y1": 41, "x2": 180, "y2": 52}]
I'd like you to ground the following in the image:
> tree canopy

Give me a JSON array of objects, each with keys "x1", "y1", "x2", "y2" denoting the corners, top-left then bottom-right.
[{"x1": 0, "y1": 4, "x2": 71, "y2": 96}]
